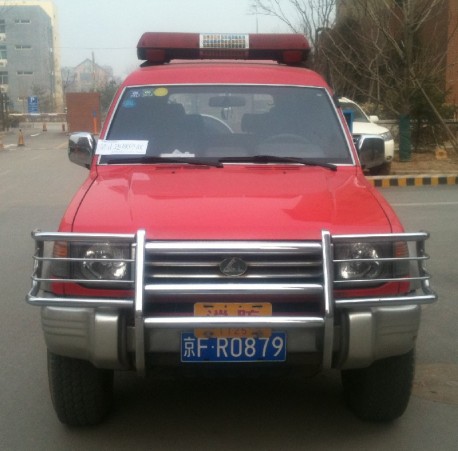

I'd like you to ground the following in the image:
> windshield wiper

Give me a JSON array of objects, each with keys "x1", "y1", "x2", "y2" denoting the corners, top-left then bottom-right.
[
  {"x1": 104, "y1": 154, "x2": 337, "y2": 171},
  {"x1": 218, "y1": 155, "x2": 337, "y2": 171},
  {"x1": 104, "y1": 156, "x2": 223, "y2": 168}
]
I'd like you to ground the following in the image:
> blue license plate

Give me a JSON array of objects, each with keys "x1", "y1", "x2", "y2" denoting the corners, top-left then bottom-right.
[{"x1": 181, "y1": 332, "x2": 287, "y2": 363}]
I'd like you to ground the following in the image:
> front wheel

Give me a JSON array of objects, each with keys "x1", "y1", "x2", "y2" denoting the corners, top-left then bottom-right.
[
  {"x1": 47, "y1": 351, "x2": 114, "y2": 426},
  {"x1": 341, "y1": 349, "x2": 415, "y2": 422}
]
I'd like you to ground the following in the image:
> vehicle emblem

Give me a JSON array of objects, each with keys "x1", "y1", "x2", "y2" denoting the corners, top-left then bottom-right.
[{"x1": 219, "y1": 257, "x2": 248, "y2": 277}]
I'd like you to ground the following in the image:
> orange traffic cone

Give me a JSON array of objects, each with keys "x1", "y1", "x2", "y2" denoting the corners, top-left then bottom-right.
[
  {"x1": 18, "y1": 129, "x2": 25, "y2": 147},
  {"x1": 43, "y1": 122, "x2": 47, "y2": 132}
]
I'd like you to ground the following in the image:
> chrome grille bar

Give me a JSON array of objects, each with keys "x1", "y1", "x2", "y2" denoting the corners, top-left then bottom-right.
[
  {"x1": 145, "y1": 241, "x2": 322, "y2": 253},
  {"x1": 144, "y1": 282, "x2": 323, "y2": 296},
  {"x1": 144, "y1": 316, "x2": 324, "y2": 328}
]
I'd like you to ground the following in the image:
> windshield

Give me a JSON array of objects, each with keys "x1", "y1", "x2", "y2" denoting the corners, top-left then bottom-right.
[
  {"x1": 103, "y1": 85, "x2": 352, "y2": 165},
  {"x1": 339, "y1": 101, "x2": 370, "y2": 123}
]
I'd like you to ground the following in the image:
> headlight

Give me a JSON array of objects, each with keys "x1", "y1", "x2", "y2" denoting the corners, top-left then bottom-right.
[
  {"x1": 380, "y1": 131, "x2": 392, "y2": 141},
  {"x1": 50, "y1": 242, "x2": 132, "y2": 282},
  {"x1": 47, "y1": 240, "x2": 133, "y2": 292},
  {"x1": 334, "y1": 241, "x2": 410, "y2": 287},
  {"x1": 335, "y1": 242, "x2": 385, "y2": 281},
  {"x1": 80, "y1": 244, "x2": 130, "y2": 280}
]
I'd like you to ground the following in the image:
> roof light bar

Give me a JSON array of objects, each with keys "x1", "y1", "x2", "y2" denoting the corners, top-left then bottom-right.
[{"x1": 137, "y1": 32, "x2": 310, "y2": 65}]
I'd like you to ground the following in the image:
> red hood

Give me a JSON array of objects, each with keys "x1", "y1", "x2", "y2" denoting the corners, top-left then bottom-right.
[{"x1": 70, "y1": 165, "x2": 392, "y2": 239}]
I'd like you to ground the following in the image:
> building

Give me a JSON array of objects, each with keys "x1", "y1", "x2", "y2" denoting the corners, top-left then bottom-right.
[
  {"x1": 63, "y1": 58, "x2": 113, "y2": 93},
  {"x1": 0, "y1": 0, "x2": 63, "y2": 112}
]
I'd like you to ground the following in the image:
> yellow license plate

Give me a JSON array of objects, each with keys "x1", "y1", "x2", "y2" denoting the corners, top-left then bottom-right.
[{"x1": 194, "y1": 302, "x2": 272, "y2": 338}]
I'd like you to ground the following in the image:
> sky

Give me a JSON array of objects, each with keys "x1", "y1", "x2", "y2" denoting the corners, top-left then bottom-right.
[{"x1": 52, "y1": 0, "x2": 293, "y2": 78}]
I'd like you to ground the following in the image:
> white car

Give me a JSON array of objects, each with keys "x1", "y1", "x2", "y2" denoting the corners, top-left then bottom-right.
[{"x1": 339, "y1": 97, "x2": 394, "y2": 174}]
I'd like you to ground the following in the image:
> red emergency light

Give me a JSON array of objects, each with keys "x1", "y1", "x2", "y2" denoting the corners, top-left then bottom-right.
[{"x1": 137, "y1": 32, "x2": 310, "y2": 65}]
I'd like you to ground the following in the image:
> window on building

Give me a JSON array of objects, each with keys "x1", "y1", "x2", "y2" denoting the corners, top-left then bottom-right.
[
  {"x1": 0, "y1": 71, "x2": 8, "y2": 84},
  {"x1": 0, "y1": 46, "x2": 7, "y2": 59},
  {"x1": 15, "y1": 45, "x2": 32, "y2": 50},
  {"x1": 0, "y1": 20, "x2": 5, "y2": 34},
  {"x1": 17, "y1": 71, "x2": 33, "y2": 75},
  {"x1": 80, "y1": 73, "x2": 93, "y2": 82}
]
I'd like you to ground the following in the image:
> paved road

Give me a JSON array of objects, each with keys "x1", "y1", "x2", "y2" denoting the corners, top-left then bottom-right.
[{"x1": 1, "y1": 129, "x2": 457, "y2": 450}]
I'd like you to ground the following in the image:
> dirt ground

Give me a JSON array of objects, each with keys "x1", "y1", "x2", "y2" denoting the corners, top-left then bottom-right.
[{"x1": 391, "y1": 146, "x2": 458, "y2": 174}]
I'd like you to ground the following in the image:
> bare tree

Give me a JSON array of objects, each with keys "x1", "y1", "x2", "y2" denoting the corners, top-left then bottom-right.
[
  {"x1": 250, "y1": 1, "x2": 336, "y2": 47},
  {"x1": 251, "y1": 0, "x2": 457, "y2": 154},
  {"x1": 61, "y1": 67, "x2": 77, "y2": 93},
  {"x1": 250, "y1": 0, "x2": 337, "y2": 78},
  {"x1": 323, "y1": 0, "x2": 458, "y2": 153}
]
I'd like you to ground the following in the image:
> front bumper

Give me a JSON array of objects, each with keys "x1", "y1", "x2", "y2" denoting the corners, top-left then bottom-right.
[
  {"x1": 40, "y1": 303, "x2": 421, "y2": 370},
  {"x1": 28, "y1": 230, "x2": 437, "y2": 372}
]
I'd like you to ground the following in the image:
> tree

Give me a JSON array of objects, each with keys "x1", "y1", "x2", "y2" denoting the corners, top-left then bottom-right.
[
  {"x1": 251, "y1": 0, "x2": 336, "y2": 47},
  {"x1": 61, "y1": 67, "x2": 77, "y2": 93},
  {"x1": 98, "y1": 79, "x2": 121, "y2": 114},
  {"x1": 251, "y1": 0, "x2": 458, "y2": 155},
  {"x1": 324, "y1": 0, "x2": 458, "y2": 155}
]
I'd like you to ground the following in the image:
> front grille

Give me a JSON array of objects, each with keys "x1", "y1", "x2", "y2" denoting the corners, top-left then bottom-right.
[
  {"x1": 143, "y1": 241, "x2": 323, "y2": 284},
  {"x1": 141, "y1": 241, "x2": 325, "y2": 314}
]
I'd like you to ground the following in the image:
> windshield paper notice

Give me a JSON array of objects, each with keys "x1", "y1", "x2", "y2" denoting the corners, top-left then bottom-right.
[{"x1": 96, "y1": 140, "x2": 148, "y2": 155}]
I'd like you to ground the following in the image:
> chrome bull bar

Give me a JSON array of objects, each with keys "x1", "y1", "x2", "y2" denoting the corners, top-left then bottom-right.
[{"x1": 27, "y1": 229, "x2": 437, "y2": 373}]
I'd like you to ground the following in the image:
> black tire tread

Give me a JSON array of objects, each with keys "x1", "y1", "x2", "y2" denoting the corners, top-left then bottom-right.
[
  {"x1": 341, "y1": 349, "x2": 415, "y2": 422},
  {"x1": 48, "y1": 351, "x2": 113, "y2": 426}
]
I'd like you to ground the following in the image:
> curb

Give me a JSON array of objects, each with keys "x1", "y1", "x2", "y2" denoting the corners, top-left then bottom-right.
[{"x1": 367, "y1": 174, "x2": 458, "y2": 188}]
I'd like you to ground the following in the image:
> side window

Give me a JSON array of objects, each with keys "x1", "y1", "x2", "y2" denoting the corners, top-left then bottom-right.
[{"x1": 0, "y1": 71, "x2": 8, "y2": 84}]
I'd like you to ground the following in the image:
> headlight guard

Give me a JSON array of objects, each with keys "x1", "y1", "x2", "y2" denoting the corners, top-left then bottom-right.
[{"x1": 334, "y1": 240, "x2": 410, "y2": 288}]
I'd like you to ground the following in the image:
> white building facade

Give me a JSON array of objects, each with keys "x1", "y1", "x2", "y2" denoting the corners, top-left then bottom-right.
[{"x1": 0, "y1": 1, "x2": 63, "y2": 112}]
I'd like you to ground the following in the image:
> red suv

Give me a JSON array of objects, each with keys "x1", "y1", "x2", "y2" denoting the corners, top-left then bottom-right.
[{"x1": 28, "y1": 33, "x2": 436, "y2": 426}]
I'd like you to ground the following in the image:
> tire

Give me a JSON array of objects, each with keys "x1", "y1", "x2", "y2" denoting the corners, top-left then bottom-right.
[
  {"x1": 47, "y1": 351, "x2": 114, "y2": 426},
  {"x1": 341, "y1": 349, "x2": 415, "y2": 422}
]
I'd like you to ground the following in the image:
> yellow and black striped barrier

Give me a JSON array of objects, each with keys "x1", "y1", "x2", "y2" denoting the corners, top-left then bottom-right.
[{"x1": 367, "y1": 175, "x2": 458, "y2": 188}]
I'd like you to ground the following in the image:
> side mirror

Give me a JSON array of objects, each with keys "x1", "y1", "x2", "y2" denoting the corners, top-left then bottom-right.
[
  {"x1": 68, "y1": 132, "x2": 96, "y2": 169},
  {"x1": 369, "y1": 115, "x2": 380, "y2": 123},
  {"x1": 357, "y1": 135, "x2": 385, "y2": 170}
]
